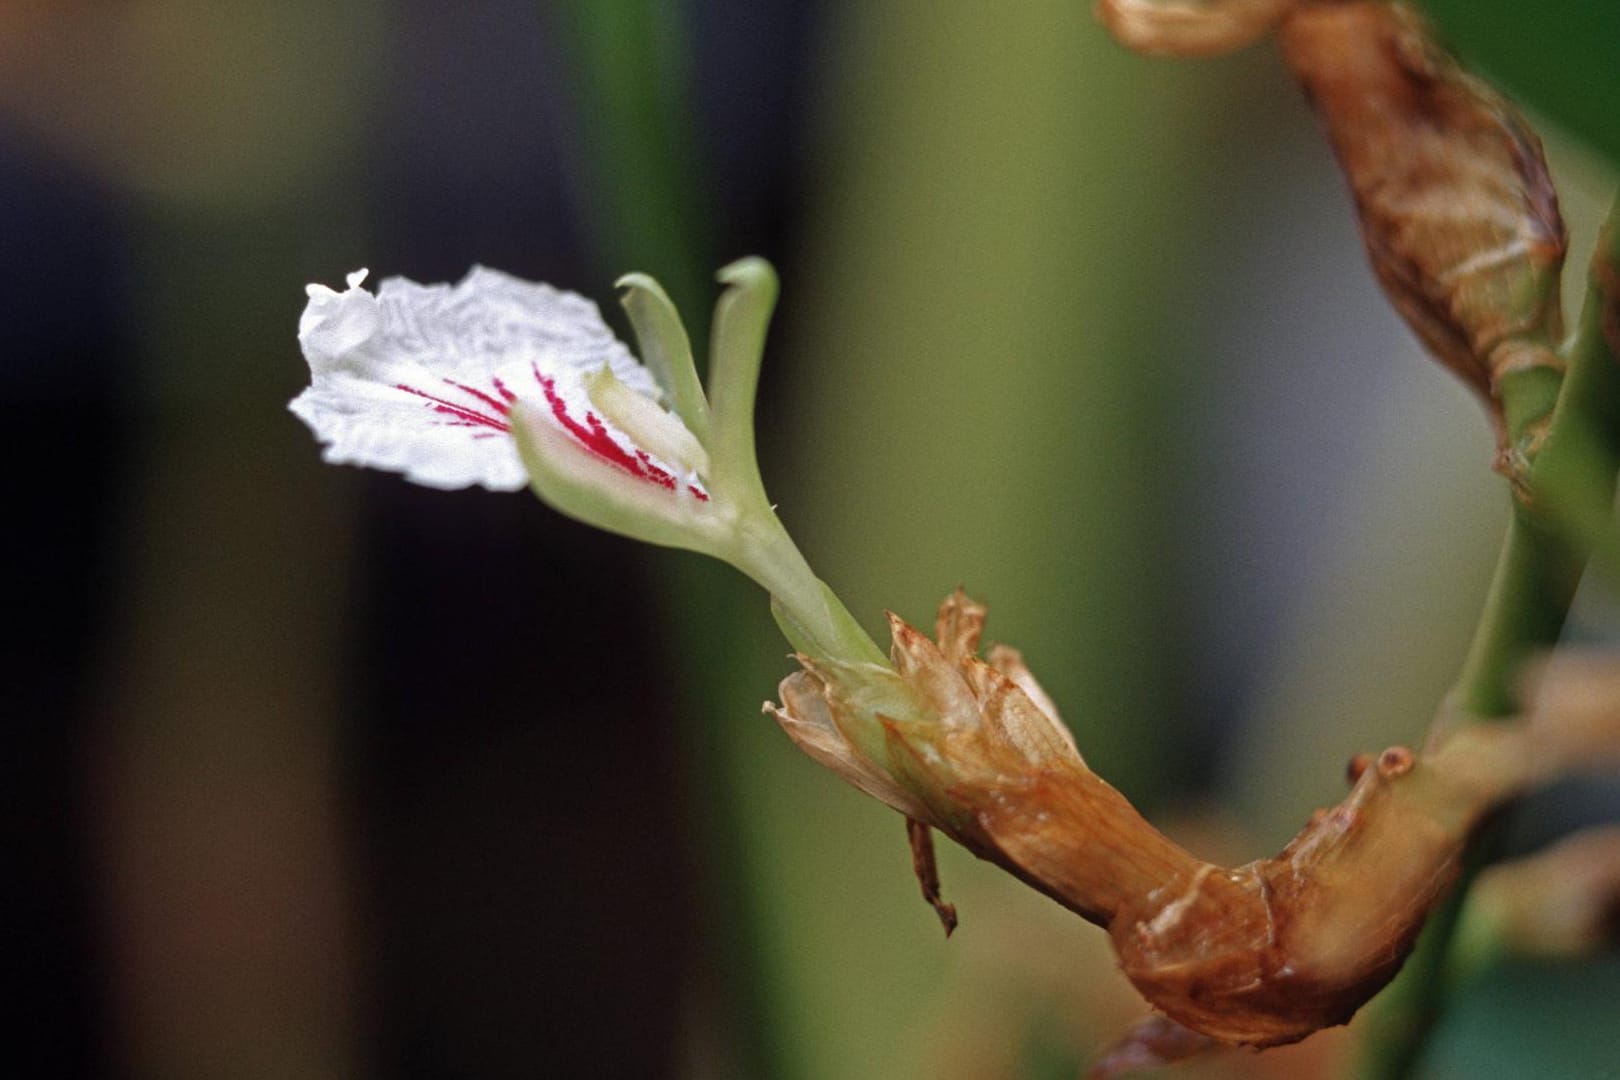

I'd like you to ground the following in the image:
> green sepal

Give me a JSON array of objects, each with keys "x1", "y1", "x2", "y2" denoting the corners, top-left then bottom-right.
[
  {"x1": 707, "y1": 257, "x2": 779, "y2": 497},
  {"x1": 616, "y1": 272, "x2": 711, "y2": 441}
]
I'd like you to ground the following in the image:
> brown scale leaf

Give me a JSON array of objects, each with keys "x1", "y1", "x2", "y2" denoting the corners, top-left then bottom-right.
[
  {"x1": 906, "y1": 817, "x2": 959, "y2": 937},
  {"x1": 1098, "y1": 2, "x2": 1570, "y2": 472},
  {"x1": 768, "y1": 594, "x2": 1590, "y2": 1049},
  {"x1": 1278, "y1": 1, "x2": 1567, "y2": 454}
]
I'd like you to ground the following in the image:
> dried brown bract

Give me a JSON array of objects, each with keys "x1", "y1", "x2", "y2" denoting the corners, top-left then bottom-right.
[
  {"x1": 768, "y1": 593, "x2": 1595, "y2": 1049},
  {"x1": 1099, "y1": 2, "x2": 1570, "y2": 477},
  {"x1": 1279, "y1": 2, "x2": 1567, "y2": 467},
  {"x1": 1094, "y1": 0, "x2": 1297, "y2": 57}
]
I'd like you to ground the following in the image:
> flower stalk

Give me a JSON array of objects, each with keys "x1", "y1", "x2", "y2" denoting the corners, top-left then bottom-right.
[
  {"x1": 291, "y1": 232, "x2": 1620, "y2": 1066},
  {"x1": 1094, "y1": 3, "x2": 1620, "y2": 1071},
  {"x1": 508, "y1": 257, "x2": 884, "y2": 666},
  {"x1": 1357, "y1": 192, "x2": 1620, "y2": 1080},
  {"x1": 291, "y1": 2, "x2": 1620, "y2": 1059}
]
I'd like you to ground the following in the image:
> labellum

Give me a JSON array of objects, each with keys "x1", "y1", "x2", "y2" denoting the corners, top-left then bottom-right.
[{"x1": 290, "y1": 266, "x2": 689, "y2": 494}]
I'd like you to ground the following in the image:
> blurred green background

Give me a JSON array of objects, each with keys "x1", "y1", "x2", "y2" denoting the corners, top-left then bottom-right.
[{"x1": 3, "y1": 2, "x2": 1616, "y2": 1078}]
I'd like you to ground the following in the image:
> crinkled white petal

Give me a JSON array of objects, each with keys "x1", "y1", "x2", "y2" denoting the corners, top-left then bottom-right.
[{"x1": 290, "y1": 266, "x2": 692, "y2": 493}]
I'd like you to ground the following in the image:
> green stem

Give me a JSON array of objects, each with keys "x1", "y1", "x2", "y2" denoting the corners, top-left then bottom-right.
[
  {"x1": 551, "y1": 5, "x2": 787, "y2": 1076},
  {"x1": 1354, "y1": 512, "x2": 1569, "y2": 1080},
  {"x1": 1356, "y1": 193, "x2": 1620, "y2": 1079},
  {"x1": 728, "y1": 513, "x2": 888, "y2": 666},
  {"x1": 552, "y1": 1, "x2": 709, "y2": 312},
  {"x1": 1449, "y1": 510, "x2": 1573, "y2": 718}
]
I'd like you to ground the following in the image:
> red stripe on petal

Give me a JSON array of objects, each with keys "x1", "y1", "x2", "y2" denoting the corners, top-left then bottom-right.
[
  {"x1": 534, "y1": 366, "x2": 688, "y2": 491},
  {"x1": 395, "y1": 383, "x2": 511, "y2": 432},
  {"x1": 401, "y1": 370, "x2": 711, "y2": 501},
  {"x1": 634, "y1": 449, "x2": 678, "y2": 489},
  {"x1": 443, "y1": 379, "x2": 514, "y2": 418}
]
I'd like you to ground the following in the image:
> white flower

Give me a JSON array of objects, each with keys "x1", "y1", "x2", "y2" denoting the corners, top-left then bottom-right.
[
  {"x1": 292, "y1": 257, "x2": 880, "y2": 666},
  {"x1": 290, "y1": 266, "x2": 698, "y2": 493}
]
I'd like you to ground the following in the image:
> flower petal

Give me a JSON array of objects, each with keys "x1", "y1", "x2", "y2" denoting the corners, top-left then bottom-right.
[
  {"x1": 291, "y1": 265, "x2": 701, "y2": 494},
  {"x1": 511, "y1": 401, "x2": 723, "y2": 554}
]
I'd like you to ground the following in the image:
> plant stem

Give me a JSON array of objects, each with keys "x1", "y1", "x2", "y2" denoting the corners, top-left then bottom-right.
[
  {"x1": 1449, "y1": 511, "x2": 1574, "y2": 717},
  {"x1": 552, "y1": 5, "x2": 794, "y2": 1077},
  {"x1": 732, "y1": 513, "x2": 888, "y2": 666},
  {"x1": 1356, "y1": 193, "x2": 1620, "y2": 1079}
]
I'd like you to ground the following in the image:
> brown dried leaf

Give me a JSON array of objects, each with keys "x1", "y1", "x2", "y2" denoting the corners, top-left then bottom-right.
[
  {"x1": 1278, "y1": 2, "x2": 1567, "y2": 453},
  {"x1": 768, "y1": 594, "x2": 1574, "y2": 1048},
  {"x1": 986, "y1": 643, "x2": 1082, "y2": 761},
  {"x1": 906, "y1": 817, "x2": 960, "y2": 937}
]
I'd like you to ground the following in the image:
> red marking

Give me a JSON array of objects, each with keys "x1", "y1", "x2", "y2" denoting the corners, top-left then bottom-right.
[
  {"x1": 398, "y1": 369, "x2": 710, "y2": 501},
  {"x1": 634, "y1": 449, "x2": 678, "y2": 489},
  {"x1": 536, "y1": 369, "x2": 666, "y2": 485},
  {"x1": 443, "y1": 379, "x2": 513, "y2": 418},
  {"x1": 395, "y1": 383, "x2": 510, "y2": 432},
  {"x1": 533, "y1": 366, "x2": 708, "y2": 500}
]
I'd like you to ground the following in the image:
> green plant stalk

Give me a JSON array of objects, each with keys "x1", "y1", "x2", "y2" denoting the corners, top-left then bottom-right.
[
  {"x1": 733, "y1": 516, "x2": 888, "y2": 667},
  {"x1": 1449, "y1": 512, "x2": 1573, "y2": 718},
  {"x1": 1357, "y1": 193, "x2": 1620, "y2": 1080},
  {"x1": 552, "y1": 0, "x2": 709, "y2": 313},
  {"x1": 550, "y1": 5, "x2": 794, "y2": 1077}
]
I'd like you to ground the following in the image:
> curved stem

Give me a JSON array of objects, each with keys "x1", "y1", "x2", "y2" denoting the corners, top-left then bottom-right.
[
  {"x1": 1450, "y1": 510, "x2": 1576, "y2": 719},
  {"x1": 1357, "y1": 192, "x2": 1620, "y2": 1079}
]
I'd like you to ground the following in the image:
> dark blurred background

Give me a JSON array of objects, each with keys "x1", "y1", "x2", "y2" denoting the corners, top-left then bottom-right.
[{"x1": 3, "y1": 3, "x2": 1617, "y2": 1078}]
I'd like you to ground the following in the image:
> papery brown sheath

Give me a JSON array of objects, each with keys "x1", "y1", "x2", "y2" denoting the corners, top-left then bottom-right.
[
  {"x1": 1278, "y1": 1, "x2": 1568, "y2": 474},
  {"x1": 772, "y1": 1, "x2": 1594, "y2": 1058},
  {"x1": 1098, "y1": 0, "x2": 1570, "y2": 477},
  {"x1": 770, "y1": 593, "x2": 1586, "y2": 1048}
]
